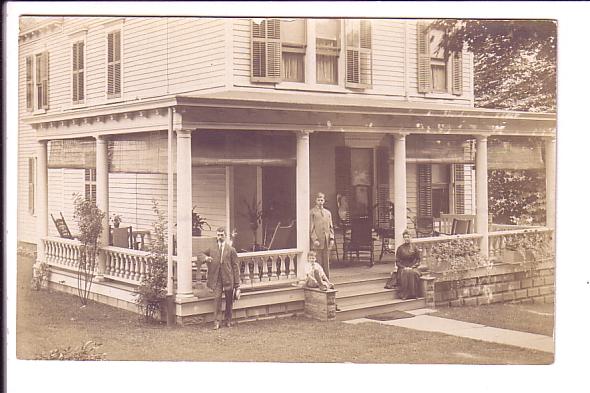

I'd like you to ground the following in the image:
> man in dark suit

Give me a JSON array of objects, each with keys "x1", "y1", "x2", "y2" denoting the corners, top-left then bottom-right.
[
  {"x1": 198, "y1": 227, "x2": 241, "y2": 329},
  {"x1": 310, "y1": 192, "x2": 335, "y2": 278}
]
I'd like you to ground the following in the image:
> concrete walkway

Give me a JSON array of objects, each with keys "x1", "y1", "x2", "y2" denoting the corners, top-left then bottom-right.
[{"x1": 344, "y1": 308, "x2": 554, "y2": 353}]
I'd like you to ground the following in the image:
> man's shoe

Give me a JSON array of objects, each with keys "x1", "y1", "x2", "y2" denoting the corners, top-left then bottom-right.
[
  {"x1": 213, "y1": 321, "x2": 220, "y2": 330},
  {"x1": 225, "y1": 320, "x2": 233, "y2": 328}
]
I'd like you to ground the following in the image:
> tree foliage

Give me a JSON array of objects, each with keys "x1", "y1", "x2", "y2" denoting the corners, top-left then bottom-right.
[{"x1": 432, "y1": 19, "x2": 556, "y2": 112}]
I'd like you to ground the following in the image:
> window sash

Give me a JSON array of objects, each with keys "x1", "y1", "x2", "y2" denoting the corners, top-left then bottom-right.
[
  {"x1": 282, "y1": 52, "x2": 305, "y2": 82},
  {"x1": 317, "y1": 54, "x2": 338, "y2": 84}
]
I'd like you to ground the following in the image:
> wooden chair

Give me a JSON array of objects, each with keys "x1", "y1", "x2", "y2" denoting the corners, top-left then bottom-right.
[
  {"x1": 345, "y1": 216, "x2": 375, "y2": 267},
  {"x1": 51, "y1": 212, "x2": 75, "y2": 239},
  {"x1": 266, "y1": 220, "x2": 296, "y2": 250},
  {"x1": 451, "y1": 218, "x2": 472, "y2": 235},
  {"x1": 374, "y1": 201, "x2": 395, "y2": 262},
  {"x1": 415, "y1": 216, "x2": 435, "y2": 238},
  {"x1": 111, "y1": 226, "x2": 133, "y2": 249}
]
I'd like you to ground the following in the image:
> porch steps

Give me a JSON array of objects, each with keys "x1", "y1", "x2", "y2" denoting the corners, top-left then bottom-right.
[{"x1": 332, "y1": 274, "x2": 425, "y2": 321}]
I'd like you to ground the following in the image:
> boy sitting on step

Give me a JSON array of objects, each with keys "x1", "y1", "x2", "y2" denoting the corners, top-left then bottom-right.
[{"x1": 305, "y1": 250, "x2": 335, "y2": 291}]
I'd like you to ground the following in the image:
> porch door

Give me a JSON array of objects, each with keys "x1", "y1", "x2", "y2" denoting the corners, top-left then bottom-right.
[
  {"x1": 262, "y1": 166, "x2": 296, "y2": 248},
  {"x1": 350, "y1": 148, "x2": 373, "y2": 219},
  {"x1": 233, "y1": 166, "x2": 259, "y2": 251}
]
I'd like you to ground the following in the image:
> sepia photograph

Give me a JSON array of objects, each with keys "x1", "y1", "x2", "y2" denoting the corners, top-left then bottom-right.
[{"x1": 4, "y1": 2, "x2": 588, "y2": 392}]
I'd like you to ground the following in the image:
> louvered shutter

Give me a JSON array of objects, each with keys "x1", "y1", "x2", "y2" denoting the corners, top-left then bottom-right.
[
  {"x1": 335, "y1": 146, "x2": 352, "y2": 225},
  {"x1": 25, "y1": 56, "x2": 33, "y2": 111},
  {"x1": 417, "y1": 21, "x2": 431, "y2": 94},
  {"x1": 114, "y1": 31, "x2": 121, "y2": 95},
  {"x1": 107, "y1": 32, "x2": 114, "y2": 95},
  {"x1": 41, "y1": 51, "x2": 49, "y2": 109},
  {"x1": 453, "y1": 164, "x2": 465, "y2": 214},
  {"x1": 28, "y1": 157, "x2": 35, "y2": 214},
  {"x1": 417, "y1": 164, "x2": 432, "y2": 217},
  {"x1": 376, "y1": 147, "x2": 390, "y2": 229},
  {"x1": 78, "y1": 41, "x2": 85, "y2": 101},
  {"x1": 107, "y1": 31, "x2": 121, "y2": 97},
  {"x1": 251, "y1": 19, "x2": 281, "y2": 83},
  {"x1": 452, "y1": 51, "x2": 463, "y2": 95},
  {"x1": 359, "y1": 20, "x2": 372, "y2": 87}
]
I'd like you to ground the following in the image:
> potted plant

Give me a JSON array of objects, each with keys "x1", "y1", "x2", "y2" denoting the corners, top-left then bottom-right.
[
  {"x1": 110, "y1": 213, "x2": 122, "y2": 228},
  {"x1": 241, "y1": 197, "x2": 264, "y2": 251},
  {"x1": 192, "y1": 206, "x2": 211, "y2": 236}
]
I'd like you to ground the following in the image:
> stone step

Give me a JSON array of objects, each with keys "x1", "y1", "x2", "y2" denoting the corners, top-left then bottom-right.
[
  {"x1": 335, "y1": 297, "x2": 426, "y2": 321},
  {"x1": 331, "y1": 276, "x2": 391, "y2": 292},
  {"x1": 336, "y1": 287, "x2": 399, "y2": 308}
]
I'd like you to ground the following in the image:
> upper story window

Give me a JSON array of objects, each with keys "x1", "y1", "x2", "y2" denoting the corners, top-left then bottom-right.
[
  {"x1": 316, "y1": 19, "x2": 340, "y2": 85},
  {"x1": 281, "y1": 19, "x2": 306, "y2": 82},
  {"x1": 26, "y1": 51, "x2": 49, "y2": 112},
  {"x1": 345, "y1": 19, "x2": 372, "y2": 89},
  {"x1": 107, "y1": 30, "x2": 121, "y2": 98},
  {"x1": 72, "y1": 40, "x2": 85, "y2": 104},
  {"x1": 251, "y1": 19, "x2": 281, "y2": 83},
  {"x1": 417, "y1": 21, "x2": 463, "y2": 95}
]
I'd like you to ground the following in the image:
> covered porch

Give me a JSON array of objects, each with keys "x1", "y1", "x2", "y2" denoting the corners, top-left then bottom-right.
[{"x1": 29, "y1": 91, "x2": 556, "y2": 323}]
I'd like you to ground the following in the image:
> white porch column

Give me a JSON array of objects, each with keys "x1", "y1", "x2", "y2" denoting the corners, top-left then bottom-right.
[
  {"x1": 176, "y1": 129, "x2": 193, "y2": 298},
  {"x1": 95, "y1": 136, "x2": 109, "y2": 279},
  {"x1": 296, "y1": 130, "x2": 311, "y2": 279},
  {"x1": 393, "y1": 133, "x2": 407, "y2": 251},
  {"x1": 35, "y1": 140, "x2": 48, "y2": 266},
  {"x1": 475, "y1": 135, "x2": 489, "y2": 257},
  {"x1": 545, "y1": 137, "x2": 556, "y2": 231}
]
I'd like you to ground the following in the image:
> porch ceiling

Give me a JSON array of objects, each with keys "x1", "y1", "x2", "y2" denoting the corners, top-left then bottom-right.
[{"x1": 177, "y1": 91, "x2": 556, "y2": 137}]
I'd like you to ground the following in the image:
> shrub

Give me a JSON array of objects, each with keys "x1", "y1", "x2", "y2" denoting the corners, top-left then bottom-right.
[
  {"x1": 135, "y1": 200, "x2": 168, "y2": 323},
  {"x1": 31, "y1": 261, "x2": 50, "y2": 291}
]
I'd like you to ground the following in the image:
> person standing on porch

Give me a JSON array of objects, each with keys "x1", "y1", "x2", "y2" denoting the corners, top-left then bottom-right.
[
  {"x1": 198, "y1": 227, "x2": 241, "y2": 330},
  {"x1": 310, "y1": 192, "x2": 335, "y2": 278}
]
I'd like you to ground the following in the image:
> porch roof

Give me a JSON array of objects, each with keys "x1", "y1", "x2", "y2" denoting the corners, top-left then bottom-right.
[{"x1": 177, "y1": 91, "x2": 556, "y2": 137}]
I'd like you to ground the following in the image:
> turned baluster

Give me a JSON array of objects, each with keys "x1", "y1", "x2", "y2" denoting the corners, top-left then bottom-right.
[
  {"x1": 251, "y1": 258, "x2": 261, "y2": 284},
  {"x1": 267, "y1": 256, "x2": 277, "y2": 281},
  {"x1": 66, "y1": 244, "x2": 73, "y2": 266},
  {"x1": 242, "y1": 259, "x2": 252, "y2": 286},
  {"x1": 138, "y1": 256, "x2": 146, "y2": 282},
  {"x1": 134, "y1": 256, "x2": 142, "y2": 281},
  {"x1": 287, "y1": 253, "x2": 297, "y2": 279},
  {"x1": 260, "y1": 256, "x2": 269, "y2": 281},
  {"x1": 114, "y1": 252, "x2": 121, "y2": 277},
  {"x1": 279, "y1": 255, "x2": 287, "y2": 280},
  {"x1": 123, "y1": 254, "x2": 131, "y2": 279}
]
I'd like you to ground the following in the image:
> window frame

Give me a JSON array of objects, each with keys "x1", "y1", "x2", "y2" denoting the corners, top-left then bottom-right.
[
  {"x1": 315, "y1": 19, "x2": 341, "y2": 85},
  {"x1": 32, "y1": 51, "x2": 49, "y2": 111}
]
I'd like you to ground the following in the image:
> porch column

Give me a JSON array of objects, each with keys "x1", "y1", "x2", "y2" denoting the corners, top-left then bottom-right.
[
  {"x1": 35, "y1": 140, "x2": 48, "y2": 266},
  {"x1": 95, "y1": 136, "x2": 109, "y2": 279},
  {"x1": 176, "y1": 129, "x2": 193, "y2": 298},
  {"x1": 545, "y1": 137, "x2": 556, "y2": 231},
  {"x1": 296, "y1": 130, "x2": 311, "y2": 279},
  {"x1": 393, "y1": 133, "x2": 407, "y2": 251},
  {"x1": 475, "y1": 135, "x2": 489, "y2": 257}
]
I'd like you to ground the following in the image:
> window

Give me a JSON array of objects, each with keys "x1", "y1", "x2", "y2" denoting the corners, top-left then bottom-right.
[
  {"x1": 107, "y1": 30, "x2": 121, "y2": 98},
  {"x1": 85, "y1": 168, "x2": 96, "y2": 203},
  {"x1": 316, "y1": 19, "x2": 340, "y2": 85},
  {"x1": 417, "y1": 21, "x2": 463, "y2": 95},
  {"x1": 72, "y1": 40, "x2": 85, "y2": 103},
  {"x1": 28, "y1": 157, "x2": 36, "y2": 214},
  {"x1": 281, "y1": 19, "x2": 306, "y2": 82},
  {"x1": 26, "y1": 56, "x2": 33, "y2": 111},
  {"x1": 34, "y1": 52, "x2": 49, "y2": 110},
  {"x1": 251, "y1": 19, "x2": 281, "y2": 83},
  {"x1": 345, "y1": 19, "x2": 372, "y2": 88}
]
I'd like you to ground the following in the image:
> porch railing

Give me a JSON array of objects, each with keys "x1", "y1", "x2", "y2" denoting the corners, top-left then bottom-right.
[
  {"x1": 237, "y1": 249, "x2": 299, "y2": 287},
  {"x1": 43, "y1": 236, "x2": 84, "y2": 272},
  {"x1": 412, "y1": 233, "x2": 484, "y2": 272},
  {"x1": 103, "y1": 246, "x2": 152, "y2": 285},
  {"x1": 488, "y1": 227, "x2": 554, "y2": 262}
]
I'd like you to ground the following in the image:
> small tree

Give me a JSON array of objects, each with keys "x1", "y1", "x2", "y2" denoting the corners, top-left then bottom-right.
[
  {"x1": 72, "y1": 194, "x2": 105, "y2": 306},
  {"x1": 135, "y1": 200, "x2": 168, "y2": 322}
]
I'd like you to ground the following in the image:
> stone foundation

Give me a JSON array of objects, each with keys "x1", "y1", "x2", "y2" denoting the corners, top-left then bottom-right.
[{"x1": 433, "y1": 261, "x2": 555, "y2": 308}]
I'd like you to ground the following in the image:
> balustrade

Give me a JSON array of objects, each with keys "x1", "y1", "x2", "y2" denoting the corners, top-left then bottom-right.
[
  {"x1": 412, "y1": 234, "x2": 483, "y2": 271},
  {"x1": 237, "y1": 249, "x2": 299, "y2": 287},
  {"x1": 488, "y1": 227, "x2": 553, "y2": 262},
  {"x1": 42, "y1": 237, "x2": 83, "y2": 270},
  {"x1": 103, "y1": 246, "x2": 152, "y2": 285}
]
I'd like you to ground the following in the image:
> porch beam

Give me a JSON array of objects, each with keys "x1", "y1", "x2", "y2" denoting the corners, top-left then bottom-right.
[
  {"x1": 545, "y1": 136, "x2": 556, "y2": 234},
  {"x1": 176, "y1": 129, "x2": 193, "y2": 298},
  {"x1": 36, "y1": 140, "x2": 48, "y2": 266},
  {"x1": 475, "y1": 135, "x2": 489, "y2": 257},
  {"x1": 296, "y1": 130, "x2": 311, "y2": 279},
  {"x1": 95, "y1": 136, "x2": 109, "y2": 279},
  {"x1": 393, "y1": 133, "x2": 408, "y2": 250}
]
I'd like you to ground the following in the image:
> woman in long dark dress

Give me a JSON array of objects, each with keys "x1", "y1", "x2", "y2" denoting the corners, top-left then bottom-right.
[{"x1": 395, "y1": 229, "x2": 422, "y2": 299}]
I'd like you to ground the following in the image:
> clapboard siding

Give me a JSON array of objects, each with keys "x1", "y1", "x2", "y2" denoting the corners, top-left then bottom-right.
[
  {"x1": 371, "y1": 19, "x2": 406, "y2": 94},
  {"x1": 192, "y1": 166, "x2": 227, "y2": 237}
]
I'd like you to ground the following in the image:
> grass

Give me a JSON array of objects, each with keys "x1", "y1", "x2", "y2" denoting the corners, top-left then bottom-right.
[
  {"x1": 432, "y1": 303, "x2": 555, "y2": 337},
  {"x1": 16, "y1": 254, "x2": 553, "y2": 364}
]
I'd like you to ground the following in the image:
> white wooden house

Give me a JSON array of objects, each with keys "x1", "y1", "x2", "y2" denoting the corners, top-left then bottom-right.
[{"x1": 18, "y1": 17, "x2": 556, "y2": 323}]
